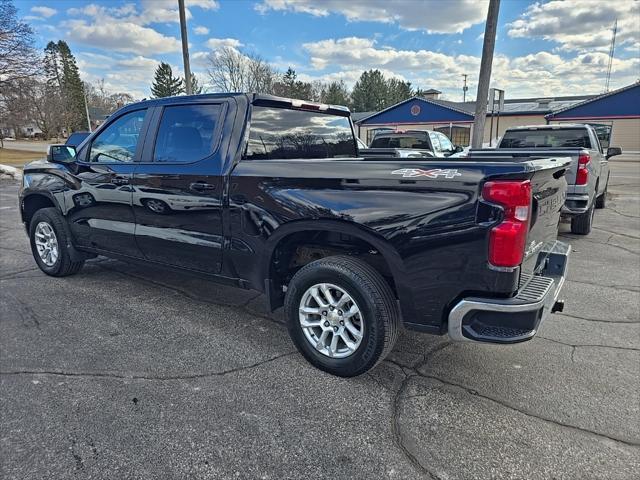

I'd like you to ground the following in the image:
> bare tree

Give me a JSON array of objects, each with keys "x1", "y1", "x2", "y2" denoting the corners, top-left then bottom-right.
[
  {"x1": 0, "y1": 0, "x2": 39, "y2": 89},
  {"x1": 207, "y1": 47, "x2": 277, "y2": 94}
]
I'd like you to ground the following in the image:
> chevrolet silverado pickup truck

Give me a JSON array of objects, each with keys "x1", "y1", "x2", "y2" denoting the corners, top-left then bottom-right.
[
  {"x1": 19, "y1": 93, "x2": 571, "y2": 377},
  {"x1": 362, "y1": 129, "x2": 464, "y2": 158},
  {"x1": 470, "y1": 124, "x2": 622, "y2": 234}
]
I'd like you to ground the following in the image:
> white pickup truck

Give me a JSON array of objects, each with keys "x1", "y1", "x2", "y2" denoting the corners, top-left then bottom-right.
[{"x1": 470, "y1": 124, "x2": 622, "y2": 235}]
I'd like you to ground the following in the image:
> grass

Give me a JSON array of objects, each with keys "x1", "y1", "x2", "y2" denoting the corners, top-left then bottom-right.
[{"x1": 0, "y1": 148, "x2": 45, "y2": 167}]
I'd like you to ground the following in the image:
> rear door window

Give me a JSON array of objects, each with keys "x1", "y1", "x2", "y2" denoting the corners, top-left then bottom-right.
[
  {"x1": 500, "y1": 128, "x2": 591, "y2": 148},
  {"x1": 243, "y1": 107, "x2": 356, "y2": 160},
  {"x1": 153, "y1": 104, "x2": 221, "y2": 163}
]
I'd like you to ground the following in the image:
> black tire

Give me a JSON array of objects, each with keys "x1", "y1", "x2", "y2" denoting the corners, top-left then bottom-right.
[
  {"x1": 284, "y1": 255, "x2": 399, "y2": 377},
  {"x1": 29, "y1": 207, "x2": 84, "y2": 276},
  {"x1": 570, "y1": 201, "x2": 595, "y2": 235},
  {"x1": 595, "y1": 178, "x2": 608, "y2": 209}
]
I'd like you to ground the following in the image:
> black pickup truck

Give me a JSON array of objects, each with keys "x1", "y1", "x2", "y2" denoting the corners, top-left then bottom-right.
[{"x1": 19, "y1": 93, "x2": 571, "y2": 377}]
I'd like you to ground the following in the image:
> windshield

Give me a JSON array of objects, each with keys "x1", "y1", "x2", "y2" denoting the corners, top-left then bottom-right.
[
  {"x1": 500, "y1": 128, "x2": 591, "y2": 148},
  {"x1": 370, "y1": 134, "x2": 431, "y2": 149}
]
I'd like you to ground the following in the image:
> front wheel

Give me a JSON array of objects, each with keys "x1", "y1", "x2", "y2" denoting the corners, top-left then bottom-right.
[
  {"x1": 284, "y1": 255, "x2": 399, "y2": 377},
  {"x1": 29, "y1": 208, "x2": 84, "y2": 276}
]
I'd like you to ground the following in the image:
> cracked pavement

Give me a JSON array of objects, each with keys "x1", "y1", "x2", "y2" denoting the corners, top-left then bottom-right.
[{"x1": 1, "y1": 159, "x2": 639, "y2": 479}]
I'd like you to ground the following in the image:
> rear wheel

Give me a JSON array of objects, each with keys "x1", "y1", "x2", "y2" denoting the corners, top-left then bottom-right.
[
  {"x1": 29, "y1": 208, "x2": 84, "y2": 276},
  {"x1": 570, "y1": 201, "x2": 595, "y2": 235},
  {"x1": 595, "y1": 177, "x2": 608, "y2": 209},
  {"x1": 284, "y1": 255, "x2": 399, "y2": 377}
]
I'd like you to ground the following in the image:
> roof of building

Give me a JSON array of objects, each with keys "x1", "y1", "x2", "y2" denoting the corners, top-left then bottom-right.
[
  {"x1": 356, "y1": 96, "x2": 474, "y2": 125},
  {"x1": 546, "y1": 82, "x2": 640, "y2": 119},
  {"x1": 352, "y1": 93, "x2": 603, "y2": 123},
  {"x1": 434, "y1": 95, "x2": 595, "y2": 116},
  {"x1": 421, "y1": 88, "x2": 442, "y2": 94},
  {"x1": 351, "y1": 111, "x2": 376, "y2": 122}
]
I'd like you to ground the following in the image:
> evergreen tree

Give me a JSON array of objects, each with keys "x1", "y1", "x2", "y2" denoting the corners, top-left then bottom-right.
[
  {"x1": 188, "y1": 73, "x2": 203, "y2": 94},
  {"x1": 42, "y1": 40, "x2": 87, "y2": 134},
  {"x1": 351, "y1": 70, "x2": 388, "y2": 112},
  {"x1": 273, "y1": 67, "x2": 314, "y2": 100},
  {"x1": 151, "y1": 62, "x2": 184, "y2": 98},
  {"x1": 57, "y1": 40, "x2": 87, "y2": 132},
  {"x1": 386, "y1": 78, "x2": 413, "y2": 106},
  {"x1": 321, "y1": 80, "x2": 350, "y2": 107}
]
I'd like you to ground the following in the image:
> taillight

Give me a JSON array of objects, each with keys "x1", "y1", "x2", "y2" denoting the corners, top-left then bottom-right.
[
  {"x1": 576, "y1": 153, "x2": 590, "y2": 185},
  {"x1": 482, "y1": 180, "x2": 532, "y2": 268}
]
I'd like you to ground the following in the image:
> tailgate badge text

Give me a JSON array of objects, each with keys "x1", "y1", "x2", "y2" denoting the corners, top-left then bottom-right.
[{"x1": 392, "y1": 168, "x2": 462, "y2": 179}]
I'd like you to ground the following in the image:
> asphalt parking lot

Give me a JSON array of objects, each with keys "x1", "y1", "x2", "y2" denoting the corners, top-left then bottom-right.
[{"x1": 1, "y1": 160, "x2": 639, "y2": 479}]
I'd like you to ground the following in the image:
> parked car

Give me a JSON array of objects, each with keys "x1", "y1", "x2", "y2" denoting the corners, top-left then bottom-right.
[
  {"x1": 19, "y1": 93, "x2": 570, "y2": 377},
  {"x1": 65, "y1": 131, "x2": 91, "y2": 147},
  {"x1": 470, "y1": 124, "x2": 622, "y2": 234},
  {"x1": 366, "y1": 130, "x2": 464, "y2": 157}
]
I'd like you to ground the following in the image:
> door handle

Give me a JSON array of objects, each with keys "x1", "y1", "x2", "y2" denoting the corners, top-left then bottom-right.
[
  {"x1": 111, "y1": 176, "x2": 129, "y2": 186},
  {"x1": 190, "y1": 182, "x2": 215, "y2": 191}
]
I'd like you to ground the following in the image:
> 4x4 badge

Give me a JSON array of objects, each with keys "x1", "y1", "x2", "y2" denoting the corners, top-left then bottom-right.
[{"x1": 392, "y1": 168, "x2": 462, "y2": 179}]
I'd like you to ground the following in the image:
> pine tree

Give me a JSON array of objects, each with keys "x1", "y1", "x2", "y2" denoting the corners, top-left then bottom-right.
[
  {"x1": 187, "y1": 73, "x2": 203, "y2": 94},
  {"x1": 351, "y1": 70, "x2": 388, "y2": 112},
  {"x1": 42, "y1": 41, "x2": 87, "y2": 134},
  {"x1": 151, "y1": 62, "x2": 184, "y2": 98},
  {"x1": 57, "y1": 41, "x2": 87, "y2": 132},
  {"x1": 322, "y1": 80, "x2": 350, "y2": 107},
  {"x1": 386, "y1": 78, "x2": 414, "y2": 106}
]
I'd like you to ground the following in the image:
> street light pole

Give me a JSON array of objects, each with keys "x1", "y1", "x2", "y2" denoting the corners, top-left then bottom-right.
[
  {"x1": 178, "y1": 0, "x2": 192, "y2": 95},
  {"x1": 471, "y1": 0, "x2": 500, "y2": 148}
]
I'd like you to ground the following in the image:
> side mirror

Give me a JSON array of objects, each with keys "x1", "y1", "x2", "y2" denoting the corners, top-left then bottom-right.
[
  {"x1": 47, "y1": 144, "x2": 76, "y2": 163},
  {"x1": 454, "y1": 145, "x2": 464, "y2": 153},
  {"x1": 606, "y1": 146, "x2": 622, "y2": 158}
]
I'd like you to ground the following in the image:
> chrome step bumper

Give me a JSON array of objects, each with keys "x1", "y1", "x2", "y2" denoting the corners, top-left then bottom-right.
[{"x1": 448, "y1": 241, "x2": 571, "y2": 343}]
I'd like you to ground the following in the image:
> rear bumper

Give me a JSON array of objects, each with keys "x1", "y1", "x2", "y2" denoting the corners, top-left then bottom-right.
[
  {"x1": 448, "y1": 241, "x2": 570, "y2": 343},
  {"x1": 562, "y1": 193, "x2": 590, "y2": 215}
]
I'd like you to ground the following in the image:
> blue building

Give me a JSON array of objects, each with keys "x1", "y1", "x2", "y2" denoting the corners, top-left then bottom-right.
[{"x1": 355, "y1": 83, "x2": 640, "y2": 152}]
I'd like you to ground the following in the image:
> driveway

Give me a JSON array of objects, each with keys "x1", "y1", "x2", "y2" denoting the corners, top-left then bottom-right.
[{"x1": 1, "y1": 160, "x2": 638, "y2": 479}]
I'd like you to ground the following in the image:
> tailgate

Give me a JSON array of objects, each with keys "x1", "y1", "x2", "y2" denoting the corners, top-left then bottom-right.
[
  {"x1": 520, "y1": 158, "x2": 569, "y2": 276},
  {"x1": 472, "y1": 148, "x2": 580, "y2": 186}
]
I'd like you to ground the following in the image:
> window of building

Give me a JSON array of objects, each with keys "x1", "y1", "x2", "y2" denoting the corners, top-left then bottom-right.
[
  {"x1": 244, "y1": 107, "x2": 357, "y2": 160},
  {"x1": 153, "y1": 104, "x2": 221, "y2": 163}
]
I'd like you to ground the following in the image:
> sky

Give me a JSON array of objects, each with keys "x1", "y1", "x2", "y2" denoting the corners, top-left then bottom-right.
[{"x1": 16, "y1": 0, "x2": 640, "y2": 103}]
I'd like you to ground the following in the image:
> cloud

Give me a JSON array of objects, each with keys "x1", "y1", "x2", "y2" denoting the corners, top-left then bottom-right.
[
  {"x1": 194, "y1": 26, "x2": 210, "y2": 35},
  {"x1": 65, "y1": 19, "x2": 181, "y2": 55},
  {"x1": 508, "y1": 0, "x2": 640, "y2": 52},
  {"x1": 256, "y1": 0, "x2": 488, "y2": 34},
  {"x1": 67, "y1": 0, "x2": 219, "y2": 27},
  {"x1": 30, "y1": 6, "x2": 57, "y2": 18},
  {"x1": 298, "y1": 36, "x2": 640, "y2": 100},
  {"x1": 302, "y1": 37, "x2": 478, "y2": 73},
  {"x1": 205, "y1": 38, "x2": 244, "y2": 50}
]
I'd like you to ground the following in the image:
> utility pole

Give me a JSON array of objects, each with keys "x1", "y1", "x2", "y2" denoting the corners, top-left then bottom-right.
[
  {"x1": 83, "y1": 85, "x2": 92, "y2": 132},
  {"x1": 471, "y1": 0, "x2": 500, "y2": 149},
  {"x1": 462, "y1": 74, "x2": 468, "y2": 102},
  {"x1": 178, "y1": 0, "x2": 192, "y2": 95}
]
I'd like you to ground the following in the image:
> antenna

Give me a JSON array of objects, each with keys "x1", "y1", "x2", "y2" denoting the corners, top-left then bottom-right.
[
  {"x1": 462, "y1": 74, "x2": 468, "y2": 102},
  {"x1": 604, "y1": 19, "x2": 617, "y2": 93}
]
